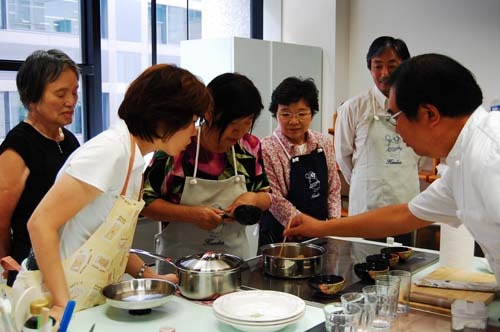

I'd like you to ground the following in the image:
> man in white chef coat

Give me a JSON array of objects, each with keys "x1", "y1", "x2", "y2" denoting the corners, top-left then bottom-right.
[
  {"x1": 335, "y1": 36, "x2": 419, "y2": 246},
  {"x1": 286, "y1": 53, "x2": 500, "y2": 285}
]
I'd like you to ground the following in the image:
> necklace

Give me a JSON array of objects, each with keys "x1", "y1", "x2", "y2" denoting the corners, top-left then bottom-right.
[{"x1": 24, "y1": 120, "x2": 65, "y2": 154}]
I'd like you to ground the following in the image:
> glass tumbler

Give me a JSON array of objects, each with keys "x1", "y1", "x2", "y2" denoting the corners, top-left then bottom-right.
[
  {"x1": 341, "y1": 292, "x2": 377, "y2": 332},
  {"x1": 324, "y1": 302, "x2": 362, "y2": 332},
  {"x1": 374, "y1": 274, "x2": 400, "y2": 319},
  {"x1": 388, "y1": 270, "x2": 412, "y2": 314}
]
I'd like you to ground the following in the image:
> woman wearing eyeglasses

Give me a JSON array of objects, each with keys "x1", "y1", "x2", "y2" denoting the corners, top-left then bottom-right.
[{"x1": 259, "y1": 77, "x2": 342, "y2": 247}]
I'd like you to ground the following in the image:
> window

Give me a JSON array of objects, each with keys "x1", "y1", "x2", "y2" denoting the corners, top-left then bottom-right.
[
  {"x1": 0, "y1": 71, "x2": 84, "y2": 143},
  {"x1": 115, "y1": 0, "x2": 141, "y2": 42},
  {"x1": 1, "y1": 0, "x2": 258, "y2": 143},
  {"x1": 7, "y1": 0, "x2": 79, "y2": 34},
  {"x1": 101, "y1": 0, "x2": 108, "y2": 39}
]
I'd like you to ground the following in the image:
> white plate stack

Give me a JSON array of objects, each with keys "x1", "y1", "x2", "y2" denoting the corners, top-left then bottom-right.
[{"x1": 212, "y1": 290, "x2": 306, "y2": 332}]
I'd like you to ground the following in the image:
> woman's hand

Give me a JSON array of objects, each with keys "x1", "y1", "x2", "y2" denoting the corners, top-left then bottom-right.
[
  {"x1": 49, "y1": 304, "x2": 66, "y2": 324},
  {"x1": 226, "y1": 191, "x2": 270, "y2": 214},
  {"x1": 193, "y1": 206, "x2": 225, "y2": 230},
  {"x1": 157, "y1": 273, "x2": 179, "y2": 284}
]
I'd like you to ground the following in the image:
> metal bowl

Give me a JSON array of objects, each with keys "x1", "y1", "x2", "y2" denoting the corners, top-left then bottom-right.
[
  {"x1": 260, "y1": 242, "x2": 326, "y2": 279},
  {"x1": 102, "y1": 278, "x2": 177, "y2": 310}
]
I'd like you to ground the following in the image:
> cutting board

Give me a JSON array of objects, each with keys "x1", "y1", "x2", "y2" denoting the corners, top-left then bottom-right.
[{"x1": 409, "y1": 266, "x2": 496, "y2": 315}]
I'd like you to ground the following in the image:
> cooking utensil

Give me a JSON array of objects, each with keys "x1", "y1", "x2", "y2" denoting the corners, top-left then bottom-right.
[
  {"x1": 221, "y1": 205, "x2": 263, "y2": 225},
  {"x1": 102, "y1": 278, "x2": 176, "y2": 310},
  {"x1": 260, "y1": 242, "x2": 325, "y2": 279},
  {"x1": 278, "y1": 207, "x2": 295, "y2": 257},
  {"x1": 130, "y1": 249, "x2": 243, "y2": 300}
]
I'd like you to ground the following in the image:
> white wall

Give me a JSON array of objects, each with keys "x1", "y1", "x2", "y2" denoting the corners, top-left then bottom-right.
[
  {"x1": 346, "y1": 0, "x2": 500, "y2": 109},
  {"x1": 280, "y1": 0, "x2": 339, "y2": 134},
  {"x1": 266, "y1": 0, "x2": 500, "y2": 132}
]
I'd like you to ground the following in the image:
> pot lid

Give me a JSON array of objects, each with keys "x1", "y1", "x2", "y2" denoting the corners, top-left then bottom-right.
[{"x1": 175, "y1": 252, "x2": 243, "y2": 272}]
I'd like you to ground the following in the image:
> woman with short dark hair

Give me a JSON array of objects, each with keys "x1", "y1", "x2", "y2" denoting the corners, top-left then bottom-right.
[
  {"x1": 260, "y1": 76, "x2": 342, "y2": 246},
  {"x1": 142, "y1": 72, "x2": 271, "y2": 270},
  {"x1": 0, "y1": 49, "x2": 80, "y2": 286},
  {"x1": 13, "y1": 64, "x2": 212, "y2": 321}
]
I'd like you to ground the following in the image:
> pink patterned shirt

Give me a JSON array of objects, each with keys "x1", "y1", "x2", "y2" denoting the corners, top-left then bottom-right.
[{"x1": 261, "y1": 127, "x2": 341, "y2": 226}]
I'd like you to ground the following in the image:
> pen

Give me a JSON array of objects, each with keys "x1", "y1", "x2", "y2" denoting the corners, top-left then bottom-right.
[{"x1": 58, "y1": 300, "x2": 76, "y2": 332}]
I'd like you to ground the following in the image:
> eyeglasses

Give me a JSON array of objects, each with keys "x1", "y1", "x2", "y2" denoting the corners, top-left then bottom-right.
[
  {"x1": 277, "y1": 111, "x2": 312, "y2": 122},
  {"x1": 386, "y1": 111, "x2": 403, "y2": 126}
]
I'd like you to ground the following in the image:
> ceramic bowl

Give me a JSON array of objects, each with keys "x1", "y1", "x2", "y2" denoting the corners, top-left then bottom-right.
[
  {"x1": 380, "y1": 246, "x2": 413, "y2": 261},
  {"x1": 307, "y1": 274, "x2": 345, "y2": 295},
  {"x1": 366, "y1": 253, "x2": 400, "y2": 268},
  {"x1": 354, "y1": 262, "x2": 389, "y2": 282}
]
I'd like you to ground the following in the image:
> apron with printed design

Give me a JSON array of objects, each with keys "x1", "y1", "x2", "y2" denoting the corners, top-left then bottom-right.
[
  {"x1": 12, "y1": 135, "x2": 144, "y2": 312},
  {"x1": 259, "y1": 132, "x2": 329, "y2": 247},
  {"x1": 348, "y1": 91, "x2": 420, "y2": 217},
  {"x1": 156, "y1": 127, "x2": 249, "y2": 273}
]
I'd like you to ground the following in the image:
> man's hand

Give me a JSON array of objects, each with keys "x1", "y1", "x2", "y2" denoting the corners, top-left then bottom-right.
[{"x1": 284, "y1": 213, "x2": 327, "y2": 238}]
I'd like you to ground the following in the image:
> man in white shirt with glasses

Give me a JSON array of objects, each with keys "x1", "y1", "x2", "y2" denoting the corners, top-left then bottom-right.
[{"x1": 286, "y1": 53, "x2": 500, "y2": 287}]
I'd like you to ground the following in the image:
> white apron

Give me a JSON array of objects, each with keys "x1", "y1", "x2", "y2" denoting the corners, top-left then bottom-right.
[
  {"x1": 156, "y1": 128, "x2": 249, "y2": 273},
  {"x1": 12, "y1": 135, "x2": 144, "y2": 314},
  {"x1": 348, "y1": 91, "x2": 420, "y2": 216}
]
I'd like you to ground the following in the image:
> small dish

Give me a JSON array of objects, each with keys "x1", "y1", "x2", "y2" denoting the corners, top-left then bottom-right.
[
  {"x1": 307, "y1": 274, "x2": 345, "y2": 295},
  {"x1": 380, "y1": 246, "x2": 413, "y2": 261},
  {"x1": 366, "y1": 253, "x2": 399, "y2": 268},
  {"x1": 354, "y1": 262, "x2": 389, "y2": 282}
]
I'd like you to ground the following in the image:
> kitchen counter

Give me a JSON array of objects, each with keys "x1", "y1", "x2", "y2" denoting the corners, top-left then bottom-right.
[
  {"x1": 66, "y1": 236, "x2": 494, "y2": 332},
  {"x1": 68, "y1": 294, "x2": 325, "y2": 332}
]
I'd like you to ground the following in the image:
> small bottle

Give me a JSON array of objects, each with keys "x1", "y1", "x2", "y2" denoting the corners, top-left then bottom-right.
[
  {"x1": 22, "y1": 298, "x2": 55, "y2": 332},
  {"x1": 491, "y1": 96, "x2": 500, "y2": 112}
]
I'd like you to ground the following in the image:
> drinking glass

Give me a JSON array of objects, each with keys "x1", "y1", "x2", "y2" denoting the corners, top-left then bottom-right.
[
  {"x1": 324, "y1": 302, "x2": 362, "y2": 332},
  {"x1": 363, "y1": 284, "x2": 397, "y2": 330},
  {"x1": 388, "y1": 270, "x2": 412, "y2": 314},
  {"x1": 374, "y1": 274, "x2": 400, "y2": 319},
  {"x1": 341, "y1": 292, "x2": 377, "y2": 332}
]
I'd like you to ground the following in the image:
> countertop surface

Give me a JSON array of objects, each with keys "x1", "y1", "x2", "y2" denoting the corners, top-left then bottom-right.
[
  {"x1": 68, "y1": 294, "x2": 325, "y2": 332},
  {"x1": 60, "y1": 236, "x2": 499, "y2": 332}
]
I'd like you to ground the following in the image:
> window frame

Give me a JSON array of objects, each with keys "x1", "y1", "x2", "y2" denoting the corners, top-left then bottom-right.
[{"x1": 0, "y1": 0, "x2": 264, "y2": 141}]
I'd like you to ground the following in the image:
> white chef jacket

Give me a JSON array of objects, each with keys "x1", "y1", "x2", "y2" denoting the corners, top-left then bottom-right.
[
  {"x1": 409, "y1": 106, "x2": 500, "y2": 283},
  {"x1": 334, "y1": 86, "x2": 389, "y2": 184}
]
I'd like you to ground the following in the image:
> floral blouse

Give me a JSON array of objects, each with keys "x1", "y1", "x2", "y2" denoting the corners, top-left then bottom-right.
[
  {"x1": 261, "y1": 127, "x2": 342, "y2": 226},
  {"x1": 143, "y1": 133, "x2": 270, "y2": 205}
]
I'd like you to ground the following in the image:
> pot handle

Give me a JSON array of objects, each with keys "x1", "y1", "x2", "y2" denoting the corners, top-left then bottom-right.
[{"x1": 130, "y1": 248, "x2": 178, "y2": 270}]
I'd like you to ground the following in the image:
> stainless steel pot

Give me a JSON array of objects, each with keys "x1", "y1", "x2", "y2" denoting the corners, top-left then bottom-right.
[
  {"x1": 130, "y1": 249, "x2": 242, "y2": 300},
  {"x1": 260, "y1": 242, "x2": 326, "y2": 279}
]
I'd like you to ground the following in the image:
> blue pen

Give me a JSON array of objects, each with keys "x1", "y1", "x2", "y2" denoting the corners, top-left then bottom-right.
[{"x1": 58, "y1": 300, "x2": 76, "y2": 332}]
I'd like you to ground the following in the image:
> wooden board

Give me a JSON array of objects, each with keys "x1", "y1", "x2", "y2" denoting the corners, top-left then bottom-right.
[{"x1": 409, "y1": 266, "x2": 496, "y2": 314}]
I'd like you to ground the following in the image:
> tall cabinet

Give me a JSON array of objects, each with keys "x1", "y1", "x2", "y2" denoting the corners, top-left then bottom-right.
[
  {"x1": 180, "y1": 37, "x2": 323, "y2": 139},
  {"x1": 180, "y1": 37, "x2": 323, "y2": 257}
]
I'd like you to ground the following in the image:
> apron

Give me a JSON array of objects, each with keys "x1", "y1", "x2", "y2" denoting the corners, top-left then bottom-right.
[
  {"x1": 156, "y1": 127, "x2": 248, "y2": 273},
  {"x1": 259, "y1": 132, "x2": 328, "y2": 247},
  {"x1": 348, "y1": 91, "x2": 419, "y2": 245},
  {"x1": 12, "y1": 135, "x2": 145, "y2": 313}
]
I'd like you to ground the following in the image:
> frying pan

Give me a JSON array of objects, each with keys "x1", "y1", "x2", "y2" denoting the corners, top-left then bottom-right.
[{"x1": 102, "y1": 278, "x2": 177, "y2": 310}]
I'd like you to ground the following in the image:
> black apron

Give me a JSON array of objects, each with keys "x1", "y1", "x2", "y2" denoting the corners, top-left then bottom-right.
[{"x1": 259, "y1": 147, "x2": 329, "y2": 248}]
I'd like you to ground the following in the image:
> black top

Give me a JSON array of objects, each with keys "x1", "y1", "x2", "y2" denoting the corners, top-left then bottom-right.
[{"x1": 0, "y1": 122, "x2": 80, "y2": 264}]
